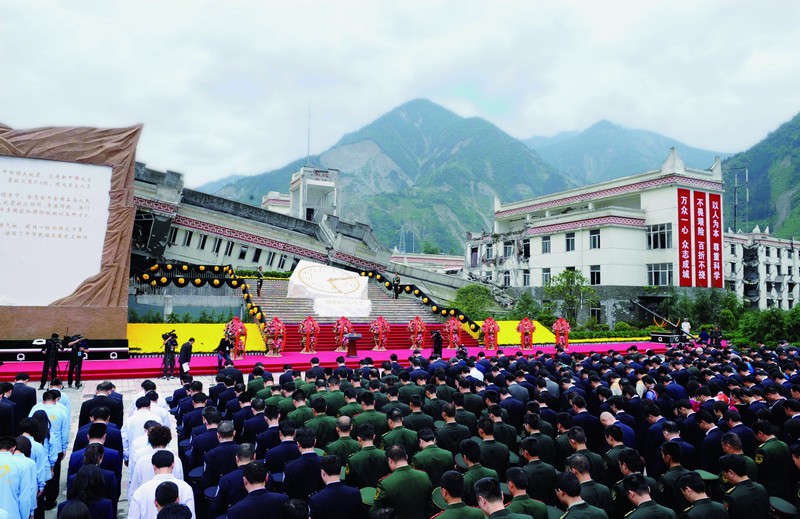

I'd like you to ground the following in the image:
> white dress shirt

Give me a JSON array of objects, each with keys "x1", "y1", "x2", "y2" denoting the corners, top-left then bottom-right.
[{"x1": 128, "y1": 473, "x2": 195, "y2": 519}]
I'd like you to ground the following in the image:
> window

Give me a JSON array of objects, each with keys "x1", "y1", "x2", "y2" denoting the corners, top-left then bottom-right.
[
  {"x1": 485, "y1": 244, "x2": 494, "y2": 260},
  {"x1": 167, "y1": 227, "x2": 178, "y2": 246},
  {"x1": 224, "y1": 241, "x2": 234, "y2": 257},
  {"x1": 566, "y1": 233, "x2": 575, "y2": 252},
  {"x1": 590, "y1": 229, "x2": 600, "y2": 249},
  {"x1": 566, "y1": 266, "x2": 576, "y2": 271},
  {"x1": 646, "y1": 223, "x2": 672, "y2": 249},
  {"x1": 590, "y1": 306, "x2": 602, "y2": 322},
  {"x1": 523, "y1": 269, "x2": 530, "y2": 287},
  {"x1": 590, "y1": 265, "x2": 601, "y2": 285},
  {"x1": 252, "y1": 248, "x2": 262, "y2": 263},
  {"x1": 766, "y1": 247, "x2": 771, "y2": 257},
  {"x1": 730, "y1": 244, "x2": 736, "y2": 256},
  {"x1": 181, "y1": 230, "x2": 193, "y2": 247},
  {"x1": 766, "y1": 264, "x2": 771, "y2": 275},
  {"x1": 277, "y1": 255, "x2": 287, "y2": 269},
  {"x1": 522, "y1": 239, "x2": 530, "y2": 259},
  {"x1": 502, "y1": 271, "x2": 511, "y2": 287},
  {"x1": 647, "y1": 263, "x2": 673, "y2": 286},
  {"x1": 212, "y1": 237, "x2": 222, "y2": 254},
  {"x1": 726, "y1": 281, "x2": 736, "y2": 292},
  {"x1": 542, "y1": 236, "x2": 551, "y2": 254},
  {"x1": 542, "y1": 268, "x2": 551, "y2": 285},
  {"x1": 196, "y1": 234, "x2": 208, "y2": 250},
  {"x1": 503, "y1": 241, "x2": 513, "y2": 258},
  {"x1": 266, "y1": 251, "x2": 276, "y2": 267},
  {"x1": 470, "y1": 247, "x2": 479, "y2": 268},
  {"x1": 777, "y1": 265, "x2": 782, "y2": 276},
  {"x1": 238, "y1": 245, "x2": 249, "y2": 260}
]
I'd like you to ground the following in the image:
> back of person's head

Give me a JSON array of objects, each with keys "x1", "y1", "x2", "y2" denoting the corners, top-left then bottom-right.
[
  {"x1": 284, "y1": 499, "x2": 311, "y2": 519},
  {"x1": 18, "y1": 418, "x2": 41, "y2": 443},
  {"x1": 244, "y1": 460, "x2": 268, "y2": 485},
  {"x1": 152, "y1": 449, "x2": 175, "y2": 469},
  {"x1": 83, "y1": 443, "x2": 104, "y2": 465},
  {"x1": 279, "y1": 421, "x2": 296, "y2": 438},
  {"x1": 506, "y1": 467, "x2": 529, "y2": 492},
  {"x1": 440, "y1": 470, "x2": 465, "y2": 497},
  {"x1": 14, "y1": 436, "x2": 31, "y2": 458},
  {"x1": 357, "y1": 423, "x2": 375, "y2": 441},
  {"x1": 236, "y1": 443, "x2": 255, "y2": 462},
  {"x1": 385, "y1": 444, "x2": 408, "y2": 463},
  {"x1": 202, "y1": 407, "x2": 223, "y2": 425},
  {"x1": 154, "y1": 481, "x2": 179, "y2": 507},
  {"x1": 57, "y1": 500, "x2": 91, "y2": 519},
  {"x1": 135, "y1": 396, "x2": 151, "y2": 409},
  {"x1": 566, "y1": 453, "x2": 590, "y2": 474},
  {"x1": 87, "y1": 422, "x2": 107, "y2": 440},
  {"x1": 678, "y1": 472, "x2": 705, "y2": 493},
  {"x1": 295, "y1": 427, "x2": 316, "y2": 449},
  {"x1": 474, "y1": 477, "x2": 503, "y2": 503},
  {"x1": 156, "y1": 504, "x2": 192, "y2": 519},
  {"x1": 719, "y1": 453, "x2": 747, "y2": 477},
  {"x1": 622, "y1": 473, "x2": 650, "y2": 495},
  {"x1": 142, "y1": 380, "x2": 157, "y2": 392},
  {"x1": 619, "y1": 448, "x2": 643, "y2": 472},
  {"x1": 191, "y1": 392, "x2": 208, "y2": 405},
  {"x1": 90, "y1": 406, "x2": 111, "y2": 422},
  {"x1": 554, "y1": 471, "x2": 582, "y2": 497},
  {"x1": 148, "y1": 425, "x2": 172, "y2": 447},
  {"x1": 660, "y1": 440, "x2": 682, "y2": 462},
  {"x1": 311, "y1": 397, "x2": 327, "y2": 414},
  {"x1": 418, "y1": 428, "x2": 435, "y2": 444},
  {"x1": 460, "y1": 439, "x2": 481, "y2": 464},
  {"x1": 320, "y1": 455, "x2": 342, "y2": 476},
  {"x1": 68, "y1": 464, "x2": 105, "y2": 501},
  {"x1": 567, "y1": 426, "x2": 586, "y2": 444}
]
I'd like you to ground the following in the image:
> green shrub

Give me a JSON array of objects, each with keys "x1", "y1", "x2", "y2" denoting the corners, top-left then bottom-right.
[{"x1": 614, "y1": 321, "x2": 632, "y2": 331}]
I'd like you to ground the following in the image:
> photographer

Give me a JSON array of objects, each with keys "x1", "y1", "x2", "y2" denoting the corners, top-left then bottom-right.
[
  {"x1": 66, "y1": 334, "x2": 88, "y2": 389},
  {"x1": 431, "y1": 330, "x2": 443, "y2": 357},
  {"x1": 216, "y1": 334, "x2": 233, "y2": 371},
  {"x1": 162, "y1": 331, "x2": 178, "y2": 379},
  {"x1": 39, "y1": 333, "x2": 63, "y2": 390}
]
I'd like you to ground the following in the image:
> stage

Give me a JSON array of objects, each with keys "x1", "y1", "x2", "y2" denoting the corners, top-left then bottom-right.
[{"x1": 0, "y1": 341, "x2": 667, "y2": 381}]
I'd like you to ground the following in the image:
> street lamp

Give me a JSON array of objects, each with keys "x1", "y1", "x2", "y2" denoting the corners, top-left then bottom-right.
[{"x1": 722, "y1": 167, "x2": 749, "y2": 232}]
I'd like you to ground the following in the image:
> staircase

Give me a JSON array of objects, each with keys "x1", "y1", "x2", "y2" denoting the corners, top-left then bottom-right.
[{"x1": 247, "y1": 279, "x2": 479, "y2": 352}]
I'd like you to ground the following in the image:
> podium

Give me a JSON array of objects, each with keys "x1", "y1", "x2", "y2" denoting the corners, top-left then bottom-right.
[{"x1": 344, "y1": 333, "x2": 362, "y2": 358}]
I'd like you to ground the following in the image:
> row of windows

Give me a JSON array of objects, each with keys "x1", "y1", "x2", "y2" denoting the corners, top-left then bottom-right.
[
  {"x1": 490, "y1": 263, "x2": 674, "y2": 288},
  {"x1": 168, "y1": 228, "x2": 289, "y2": 269}
]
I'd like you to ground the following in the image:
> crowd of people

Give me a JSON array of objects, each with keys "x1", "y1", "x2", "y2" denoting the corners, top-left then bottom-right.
[{"x1": 4, "y1": 340, "x2": 800, "y2": 519}]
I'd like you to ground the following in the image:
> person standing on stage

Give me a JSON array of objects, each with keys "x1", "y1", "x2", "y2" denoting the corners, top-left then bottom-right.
[
  {"x1": 39, "y1": 334, "x2": 63, "y2": 391},
  {"x1": 256, "y1": 266, "x2": 264, "y2": 297},
  {"x1": 66, "y1": 335, "x2": 88, "y2": 389},
  {"x1": 162, "y1": 331, "x2": 178, "y2": 380},
  {"x1": 178, "y1": 338, "x2": 194, "y2": 377},
  {"x1": 392, "y1": 272, "x2": 401, "y2": 299}
]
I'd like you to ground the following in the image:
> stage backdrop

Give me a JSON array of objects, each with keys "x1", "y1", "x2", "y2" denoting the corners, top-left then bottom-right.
[{"x1": 0, "y1": 124, "x2": 141, "y2": 343}]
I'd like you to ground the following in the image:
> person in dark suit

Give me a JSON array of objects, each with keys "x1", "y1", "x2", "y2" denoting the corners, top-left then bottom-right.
[
  {"x1": 66, "y1": 443, "x2": 119, "y2": 516},
  {"x1": 209, "y1": 443, "x2": 255, "y2": 518},
  {"x1": 263, "y1": 422, "x2": 300, "y2": 475},
  {"x1": 283, "y1": 427, "x2": 324, "y2": 500},
  {"x1": 68, "y1": 424, "x2": 122, "y2": 484},
  {"x1": 170, "y1": 374, "x2": 192, "y2": 408},
  {"x1": 219, "y1": 362, "x2": 245, "y2": 385},
  {"x1": 73, "y1": 406, "x2": 123, "y2": 455},
  {"x1": 187, "y1": 408, "x2": 221, "y2": 470},
  {"x1": 180, "y1": 393, "x2": 208, "y2": 442},
  {"x1": 307, "y1": 358, "x2": 325, "y2": 380},
  {"x1": 241, "y1": 399, "x2": 269, "y2": 446},
  {"x1": 201, "y1": 421, "x2": 240, "y2": 490},
  {"x1": 226, "y1": 461, "x2": 289, "y2": 519},
  {"x1": 10, "y1": 373, "x2": 37, "y2": 429},
  {"x1": 79, "y1": 381, "x2": 124, "y2": 429},
  {"x1": 309, "y1": 455, "x2": 362, "y2": 519},
  {"x1": 0, "y1": 393, "x2": 16, "y2": 438},
  {"x1": 178, "y1": 338, "x2": 193, "y2": 377},
  {"x1": 697, "y1": 410, "x2": 724, "y2": 474}
]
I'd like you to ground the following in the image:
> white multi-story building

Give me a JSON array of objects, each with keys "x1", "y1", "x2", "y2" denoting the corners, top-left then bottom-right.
[{"x1": 464, "y1": 149, "x2": 726, "y2": 324}]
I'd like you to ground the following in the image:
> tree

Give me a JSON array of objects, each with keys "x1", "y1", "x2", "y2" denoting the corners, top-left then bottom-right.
[
  {"x1": 454, "y1": 284, "x2": 495, "y2": 321},
  {"x1": 543, "y1": 270, "x2": 597, "y2": 323},
  {"x1": 422, "y1": 242, "x2": 442, "y2": 254},
  {"x1": 508, "y1": 292, "x2": 539, "y2": 320}
]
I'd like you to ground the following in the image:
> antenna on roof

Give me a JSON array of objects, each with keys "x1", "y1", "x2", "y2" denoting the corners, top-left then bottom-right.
[{"x1": 306, "y1": 100, "x2": 311, "y2": 167}]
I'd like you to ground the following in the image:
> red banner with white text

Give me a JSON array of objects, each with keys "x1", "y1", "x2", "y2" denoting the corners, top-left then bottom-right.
[
  {"x1": 678, "y1": 189, "x2": 693, "y2": 287},
  {"x1": 708, "y1": 193, "x2": 723, "y2": 288},
  {"x1": 693, "y1": 190, "x2": 708, "y2": 287}
]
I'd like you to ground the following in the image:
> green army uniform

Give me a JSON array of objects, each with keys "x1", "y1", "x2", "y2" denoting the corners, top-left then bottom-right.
[
  {"x1": 481, "y1": 407, "x2": 510, "y2": 423},
  {"x1": 431, "y1": 501, "x2": 484, "y2": 519},
  {"x1": 494, "y1": 421, "x2": 520, "y2": 452},
  {"x1": 526, "y1": 432, "x2": 556, "y2": 466},
  {"x1": 305, "y1": 413, "x2": 338, "y2": 447},
  {"x1": 455, "y1": 408, "x2": 479, "y2": 436},
  {"x1": 657, "y1": 466, "x2": 690, "y2": 514},
  {"x1": 247, "y1": 377, "x2": 265, "y2": 394},
  {"x1": 561, "y1": 501, "x2": 609, "y2": 518},
  {"x1": 372, "y1": 390, "x2": 390, "y2": 411},
  {"x1": 398, "y1": 383, "x2": 426, "y2": 404},
  {"x1": 574, "y1": 448, "x2": 607, "y2": 484},
  {"x1": 603, "y1": 445, "x2": 627, "y2": 485},
  {"x1": 381, "y1": 374, "x2": 399, "y2": 386},
  {"x1": 624, "y1": 500, "x2": 675, "y2": 519},
  {"x1": 462, "y1": 463, "x2": 499, "y2": 506},
  {"x1": 522, "y1": 459, "x2": 557, "y2": 505},
  {"x1": 346, "y1": 445, "x2": 389, "y2": 488},
  {"x1": 611, "y1": 475, "x2": 659, "y2": 519},
  {"x1": 278, "y1": 397, "x2": 296, "y2": 419},
  {"x1": 435, "y1": 421, "x2": 471, "y2": 455},
  {"x1": 382, "y1": 426, "x2": 419, "y2": 456},
  {"x1": 353, "y1": 409, "x2": 389, "y2": 439},
  {"x1": 383, "y1": 400, "x2": 412, "y2": 417},
  {"x1": 256, "y1": 386, "x2": 273, "y2": 400},
  {"x1": 722, "y1": 479, "x2": 769, "y2": 519},
  {"x1": 372, "y1": 465, "x2": 433, "y2": 519},
  {"x1": 580, "y1": 480, "x2": 611, "y2": 511},
  {"x1": 462, "y1": 392, "x2": 485, "y2": 416},
  {"x1": 480, "y1": 439, "x2": 510, "y2": 481},
  {"x1": 337, "y1": 401, "x2": 362, "y2": 418},
  {"x1": 535, "y1": 418, "x2": 555, "y2": 439},
  {"x1": 754, "y1": 436, "x2": 792, "y2": 500},
  {"x1": 423, "y1": 397, "x2": 446, "y2": 419},
  {"x1": 436, "y1": 384, "x2": 457, "y2": 402},
  {"x1": 324, "y1": 436, "x2": 360, "y2": 466},
  {"x1": 410, "y1": 444, "x2": 453, "y2": 487},
  {"x1": 299, "y1": 381, "x2": 317, "y2": 397},
  {"x1": 287, "y1": 404, "x2": 314, "y2": 426},
  {"x1": 680, "y1": 497, "x2": 728, "y2": 519},
  {"x1": 321, "y1": 390, "x2": 347, "y2": 416},
  {"x1": 263, "y1": 392, "x2": 284, "y2": 407},
  {"x1": 717, "y1": 454, "x2": 758, "y2": 494},
  {"x1": 554, "y1": 433, "x2": 572, "y2": 471},
  {"x1": 506, "y1": 493, "x2": 548, "y2": 519},
  {"x1": 404, "y1": 411, "x2": 435, "y2": 432},
  {"x1": 486, "y1": 509, "x2": 534, "y2": 519}
]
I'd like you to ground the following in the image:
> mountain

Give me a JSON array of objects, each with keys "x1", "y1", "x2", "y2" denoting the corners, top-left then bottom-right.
[
  {"x1": 721, "y1": 111, "x2": 800, "y2": 237},
  {"x1": 526, "y1": 120, "x2": 730, "y2": 184},
  {"x1": 200, "y1": 99, "x2": 572, "y2": 253}
]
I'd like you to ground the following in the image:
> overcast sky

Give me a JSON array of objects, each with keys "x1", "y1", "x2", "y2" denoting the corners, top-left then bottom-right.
[{"x1": 2, "y1": 1, "x2": 799, "y2": 188}]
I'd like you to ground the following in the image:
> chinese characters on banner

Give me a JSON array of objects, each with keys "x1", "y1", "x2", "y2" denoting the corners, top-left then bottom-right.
[
  {"x1": 708, "y1": 194, "x2": 723, "y2": 288},
  {"x1": 677, "y1": 189, "x2": 693, "y2": 287},
  {"x1": 693, "y1": 191, "x2": 708, "y2": 287}
]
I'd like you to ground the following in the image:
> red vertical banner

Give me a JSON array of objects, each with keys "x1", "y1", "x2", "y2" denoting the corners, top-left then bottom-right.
[
  {"x1": 708, "y1": 193, "x2": 723, "y2": 288},
  {"x1": 693, "y1": 190, "x2": 708, "y2": 287},
  {"x1": 677, "y1": 188, "x2": 693, "y2": 287}
]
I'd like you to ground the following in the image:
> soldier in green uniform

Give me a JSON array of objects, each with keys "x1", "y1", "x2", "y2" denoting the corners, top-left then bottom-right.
[
  {"x1": 720, "y1": 454, "x2": 769, "y2": 519},
  {"x1": 621, "y1": 473, "x2": 676, "y2": 519},
  {"x1": 324, "y1": 416, "x2": 360, "y2": 466},
  {"x1": 431, "y1": 470, "x2": 485, "y2": 519},
  {"x1": 382, "y1": 409, "x2": 419, "y2": 456},
  {"x1": 522, "y1": 414, "x2": 556, "y2": 466},
  {"x1": 567, "y1": 427, "x2": 607, "y2": 484},
  {"x1": 566, "y1": 453, "x2": 612, "y2": 511},
  {"x1": 382, "y1": 387, "x2": 412, "y2": 417},
  {"x1": 461, "y1": 439, "x2": 499, "y2": 506},
  {"x1": 337, "y1": 388, "x2": 362, "y2": 419},
  {"x1": 458, "y1": 379, "x2": 486, "y2": 417},
  {"x1": 405, "y1": 395, "x2": 435, "y2": 432},
  {"x1": 657, "y1": 441, "x2": 690, "y2": 514},
  {"x1": 505, "y1": 467, "x2": 548, "y2": 519},
  {"x1": 372, "y1": 445, "x2": 433, "y2": 519},
  {"x1": 287, "y1": 389, "x2": 314, "y2": 425},
  {"x1": 305, "y1": 397, "x2": 338, "y2": 448},
  {"x1": 677, "y1": 472, "x2": 728, "y2": 519},
  {"x1": 475, "y1": 476, "x2": 536, "y2": 519},
  {"x1": 352, "y1": 392, "x2": 388, "y2": 439},
  {"x1": 411, "y1": 428, "x2": 454, "y2": 487},
  {"x1": 520, "y1": 436, "x2": 557, "y2": 506},
  {"x1": 554, "y1": 413, "x2": 574, "y2": 471},
  {"x1": 398, "y1": 373, "x2": 426, "y2": 404},
  {"x1": 753, "y1": 420, "x2": 791, "y2": 500},
  {"x1": 478, "y1": 419, "x2": 510, "y2": 481},
  {"x1": 602, "y1": 424, "x2": 627, "y2": 486},
  {"x1": 345, "y1": 423, "x2": 389, "y2": 489},
  {"x1": 436, "y1": 403, "x2": 471, "y2": 456},
  {"x1": 321, "y1": 376, "x2": 347, "y2": 417},
  {"x1": 554, "y1": 471, "x2": 609, "y2": 519},
  {"x1": 452, "y1": 393, "x2": 479, "y2": 436},
  {"x1": 611, "y1": 448, "x2": 661, "y2": 519},
  {"x1": 435, "y1": 372, "x2": 457, "y2": 402}
]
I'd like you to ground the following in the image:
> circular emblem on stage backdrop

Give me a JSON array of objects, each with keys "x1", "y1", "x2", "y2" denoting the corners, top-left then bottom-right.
[{"x1": 296, "y1": 264, "x2": 362, "y2": 295}]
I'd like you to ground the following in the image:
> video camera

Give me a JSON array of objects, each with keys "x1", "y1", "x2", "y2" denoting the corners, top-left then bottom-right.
[{"x1": 162, "y1": 330, "x2": 178, "y2": 341}]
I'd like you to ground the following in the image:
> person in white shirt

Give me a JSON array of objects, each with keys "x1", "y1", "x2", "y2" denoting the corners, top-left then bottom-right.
[
  {"x1": 122, "y1": 397, "x2": 161, "y2": 462},
  {"x1": 128, "y1": 450, "x2": 195, "y2": 519},
  {"x1": 144, "y1": 391, "x2": 172, "y2": 427},
  {"x1": 130, "y1": 425, "x2": 184, "y2": 496},
  {"x1": 129, "y1": 381, "x2": 171, "y2": 417}
]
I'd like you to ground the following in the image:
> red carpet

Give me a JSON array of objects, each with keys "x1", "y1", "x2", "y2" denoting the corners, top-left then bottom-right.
[{"x1": 0, "y1": 341, "x2": 666, "y2": 381}]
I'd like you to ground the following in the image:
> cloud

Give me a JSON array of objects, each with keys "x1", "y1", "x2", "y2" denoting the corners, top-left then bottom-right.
[{"x1": 2, "y1": 0, "x2": 799, "y2": 187}]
